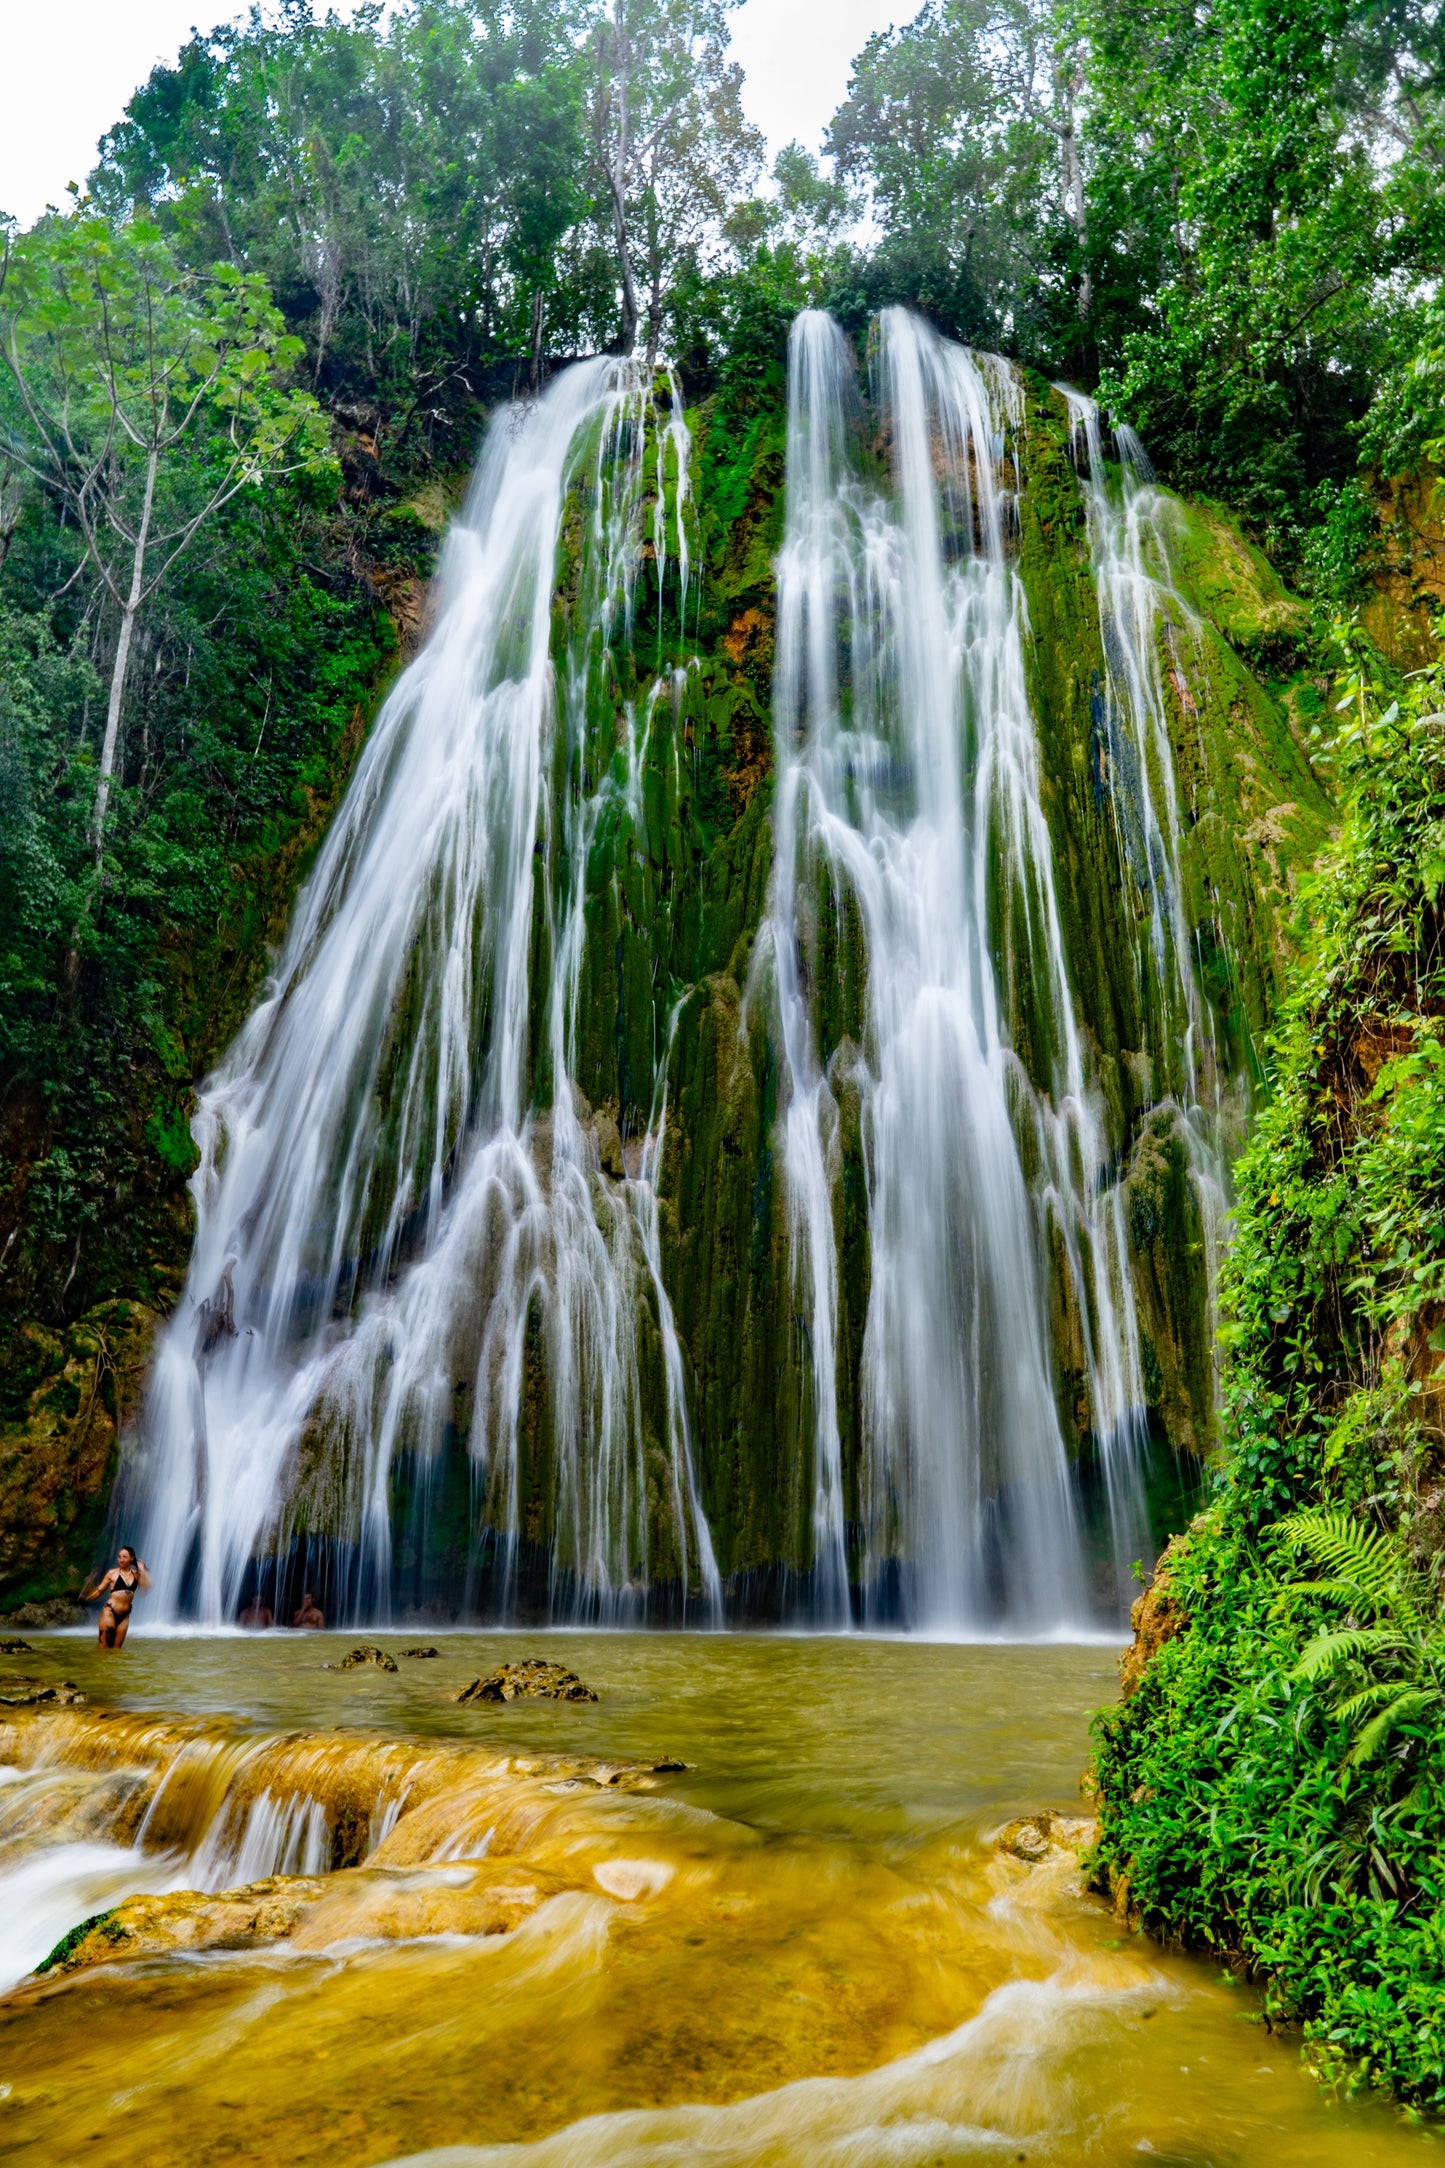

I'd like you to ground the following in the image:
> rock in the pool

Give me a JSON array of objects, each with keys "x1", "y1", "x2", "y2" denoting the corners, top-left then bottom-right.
[
  {"x1": 401, "y1": 1646, "x2": 438, "y2": 1658},
  {"x1": 996, "y1": 1811, "x2": 1096, "y2": 1863},
  {"x1": 456, "y1": 1658, "x2": 598, "y2": 1704},
  {"x1": 325, "y1": 1645, "x2": 398, "y2": 1672},
  {"x1": 0, "y1": 1674, "x2": 86, "y2": 1706},
  {"x1": 0, "y1": 1638, "x2": 35, "y2": 1655}
]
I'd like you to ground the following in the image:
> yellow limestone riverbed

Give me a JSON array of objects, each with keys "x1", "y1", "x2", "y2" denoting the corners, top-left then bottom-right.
[{"x1": 0, "y1": 1631, "x2": 1433, "y2": 2165}]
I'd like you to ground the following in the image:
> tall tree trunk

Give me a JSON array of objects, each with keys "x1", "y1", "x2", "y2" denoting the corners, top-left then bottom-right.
[
  {"x1": 607, "y1": 5, "x2": 639, "y2": 355},
  {"x1": 1055, "y1": 61, "x2": 1091, "y2": 321},
  {"x1": 529, "y1": 286, "x2": 545, "y2": 394},
  {"x1": 92, "y1": 443, "x2": 156, "y2": 858}
]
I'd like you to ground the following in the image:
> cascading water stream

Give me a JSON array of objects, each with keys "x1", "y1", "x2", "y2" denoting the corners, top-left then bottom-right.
[
  {"x1": 128, "y1": 359, "x2": 720, "y2": 1627},
  {"x1": 122, "y1": 312, "x2": 1229, "y2": 1635},
  {"x1": 1060, "y1": 390, "x2": 1231, "y2": 1456},
  {"x1": 765, "y1": 311, "x2": 1222, "y2": 1630}
]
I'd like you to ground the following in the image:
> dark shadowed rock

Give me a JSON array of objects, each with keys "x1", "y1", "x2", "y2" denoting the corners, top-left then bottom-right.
[
  {"x1": 401, "y1": 1646, "x2": 438, "y2": 1658},
  {"x1": 324, "y1": 1645, "x2": 398, "y2": 1672}
]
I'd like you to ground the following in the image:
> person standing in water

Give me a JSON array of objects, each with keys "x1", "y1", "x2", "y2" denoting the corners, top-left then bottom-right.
[
  {"x1": 80, "y1": 1546, "x2": 152, "y2": 1649},
  {"x1": 292, "y1": 1591, "x2": 325, "y2": 1629}
]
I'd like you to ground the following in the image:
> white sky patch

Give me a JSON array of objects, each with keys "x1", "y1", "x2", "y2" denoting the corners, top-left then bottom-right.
[
  {"x1": 1, "y1": 0, "x2": 911, "y2": 231},
  {"x1": 729, "y1": 0, "x2": 905, "y2": 168}
]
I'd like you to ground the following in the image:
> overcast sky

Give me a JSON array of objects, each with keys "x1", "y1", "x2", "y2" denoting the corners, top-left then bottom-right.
[{"x1": 0, "y1": 0, "x2": 904, "y2": 230}]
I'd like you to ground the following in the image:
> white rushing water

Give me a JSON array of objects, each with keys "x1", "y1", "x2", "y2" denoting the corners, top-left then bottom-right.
[
  {"x1": 763, "y1": 311, "x2": 1224, "y2": 1630},
  {"x1": 129, "y1": 358, "x2": 719, "y2": 1626},
  {"x1": 122, "y1": 314, "x2": 1223, "y2": 1631}
]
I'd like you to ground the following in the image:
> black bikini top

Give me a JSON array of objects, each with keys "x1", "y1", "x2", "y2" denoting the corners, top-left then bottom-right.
[{"x1": 113, "y1": 1570, "x2": 138, "y2": 1595}]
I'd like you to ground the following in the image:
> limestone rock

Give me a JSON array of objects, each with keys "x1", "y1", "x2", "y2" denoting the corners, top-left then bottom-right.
[
  {"x1": 996, "y1": 1811, "x2": 1097, "y2": 1863},
  {"x1": 1119, "y1": 1533, "x2": 1192, "y2": 1698},
  {"x1": 401, "y1": 1646, "x2": 438, "y2": 1658},
  {"x1": 0, "y1": 1598, "x2": 83, "y2": 1627},
  {"x1": 0, "y1": 1637, "x2": 34, "y2": 1654},
  {"x1": 324, "y1": 1644, "x2": 398, "y2": 1672},
  {"x1": 594, "y1": 1111, "x2": 625, "y2": 1180},
  {"x1": 30, "y1": 1859, "x2": 572, "y2": 1980},
  {"x1": 456, "y1": 1658, "x2": 599, "y2": 1703},
  {"x1": 0, "y1": 1674, "x2": 86, "y2": 1706}
]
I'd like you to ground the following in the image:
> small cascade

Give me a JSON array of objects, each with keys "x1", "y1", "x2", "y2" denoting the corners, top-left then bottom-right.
[
  {"x1": 1059, "y1": 391, "x2": 1232, "y2": 1458},
  {"x1": 128, "y1": 360, "x2": 719, "y2": 1627},
  {"x1": 0, "y1": 1703, "x2": 692, "y2": 1990},
  {"x1": 765, "y1": 311, "x2": 1222, "y2": 1629}
]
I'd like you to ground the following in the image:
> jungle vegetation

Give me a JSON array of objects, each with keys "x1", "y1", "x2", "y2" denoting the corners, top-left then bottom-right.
[{"x1": 3, "y1": 0, "x2": 1445, "y2": 2102}]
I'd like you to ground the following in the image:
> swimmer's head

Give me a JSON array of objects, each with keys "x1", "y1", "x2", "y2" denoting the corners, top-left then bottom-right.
[{"x1": 118, "y1": 1545, "x2": 136, "y2": 1565}]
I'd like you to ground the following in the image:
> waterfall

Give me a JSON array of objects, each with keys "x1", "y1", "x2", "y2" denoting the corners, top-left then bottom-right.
[
  {"x1": 765, "y1": 311, "x2": 1218, "y2": 1630},
  {"x1": 121, "y1": 312, "x2": 1227, "y2": 1634},
  {"x1": 130, "y1": 358, "x2": 720, "y2": 1626},
  {"x1": 1060, "y1": 389, "x2": 1231, "y2": 1463}
]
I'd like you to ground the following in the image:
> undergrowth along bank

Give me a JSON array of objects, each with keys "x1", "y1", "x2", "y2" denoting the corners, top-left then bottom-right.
[{"x1": 1093, "y1": 628, "x2": 1445, "y2": 2111}]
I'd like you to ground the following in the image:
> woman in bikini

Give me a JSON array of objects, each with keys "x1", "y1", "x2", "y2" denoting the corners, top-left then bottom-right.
[{"x1": 81, "y1": 1546, "x2": 152, "y2": 1649}]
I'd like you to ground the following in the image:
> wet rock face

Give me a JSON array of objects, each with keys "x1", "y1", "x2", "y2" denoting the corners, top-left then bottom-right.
[
  {"x1": 456, "y1": 1659, "x2": 599, "y2": 1703},
  {"x1": 0, "y1": 1675, "x2": 86, "y2": 1706},
  {"x1": 1118, "y1": 1533, "x2": 1191, "y2": 1699},
  {"x1": 0, "y1": 1300, "x2": 159, "y2": 1613},
  {"x1": 33, "y1": 1861, "x2": 570, "y2": 1978},
  {"x1": 325, "y1": 1645, "x2": 398, "y2": 1673}
]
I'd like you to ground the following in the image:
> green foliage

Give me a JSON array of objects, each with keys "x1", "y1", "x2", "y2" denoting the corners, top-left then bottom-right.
[
  {"x1": 827, "y1": 0, "x2": 1085, "y2": 353},
  {"x1": 35, "y1": 1910, "x2": 116, "y2": 1974},
  {"x1": 1093, "y1": 644, "x2": 1445, "y2": 2109},
  {"x1": 1301, "y1": 480, "x2": 1382, "y2": 615},
  {"x1": 1081, "y1": 0, "x2": 1445, "y2": 563},
  {"x1": 92, "y1": 1, "x2": 598, "y2": 386},
  {"x1": 1277, "y1": 1508, "x2": 1445, "y2": 1763}
]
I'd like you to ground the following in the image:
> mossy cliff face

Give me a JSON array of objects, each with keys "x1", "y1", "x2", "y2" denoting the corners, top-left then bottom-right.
[
  {"x1": 495, "y1": 371, "x2": 1336, "y2": 1596},
  {"x1": 0, "y1": 366, "x2": 1336, "y2": 1608},
  {"x1": 0, "y1": 1300, "x2": 158, "y2": 1612}
]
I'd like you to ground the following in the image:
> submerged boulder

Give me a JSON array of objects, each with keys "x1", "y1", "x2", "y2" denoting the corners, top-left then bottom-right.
[
  {"x1": 401, "y1": 1646, "x2": 438, "y2": 1658},
  {"x1": 0, "y1": 1674, "x2": 86, "y2": 1706},
  {"x1": 456, "y1": 1658, "x2": 599, "y2": 1703},
  {"x1": 0, "y1": 1638, "x2": 34, "y2": 1655},
  {"x1": 324, "y1": 1644, "x2": 398, "y2": 1672}
]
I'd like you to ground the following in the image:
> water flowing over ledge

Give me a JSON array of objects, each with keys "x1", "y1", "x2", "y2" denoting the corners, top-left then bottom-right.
[{"x1": 118, "y1": 316, "x2": 1233, "y2": 1632}]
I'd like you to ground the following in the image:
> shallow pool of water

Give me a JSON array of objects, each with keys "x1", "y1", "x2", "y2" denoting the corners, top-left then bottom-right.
[{"x1": 0, "y1": 1630, "x2": 1432, "y2": 2165}]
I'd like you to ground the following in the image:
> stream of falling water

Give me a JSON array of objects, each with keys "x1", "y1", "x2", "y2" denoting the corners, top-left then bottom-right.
[
  {"x1": 766, "y1": 312, "x2": 1214, "y2": 1632},
  {"x1": 124, "y1": 314, "x2": 1226, "y2": 1633},
  {"x1": 0, "y1": 1634, "x2": 1432, "y2": 2167},
  {"x1": 128, "y1": 360, "x2": 717, "y2": 1628}
]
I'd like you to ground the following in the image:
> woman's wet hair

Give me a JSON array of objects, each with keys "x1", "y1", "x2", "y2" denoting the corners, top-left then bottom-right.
[{"x1": 118, "y1": 1545, "x2": 136, "y2": 1562}]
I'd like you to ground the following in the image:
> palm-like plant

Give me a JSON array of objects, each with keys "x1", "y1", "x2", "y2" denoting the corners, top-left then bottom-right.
[{"x1": 1274, "y1": 1509, "x2": 1445, "y2": 1762}]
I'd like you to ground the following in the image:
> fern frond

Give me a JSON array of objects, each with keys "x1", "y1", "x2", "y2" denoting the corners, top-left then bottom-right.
[
  {"x1": 1292, "y1": 1627, "x2": 1406, "y2": 1681},
  {"x1": 1347, "y1": 1689, "x2": 1440, "y2": 1764},
  {"x1": 1335, "y1": 1682, "x2": 1410, "y2": 1723},
  {"x1": 1274, "y1": 1509, "x2": 1421, "y2": 1629}
]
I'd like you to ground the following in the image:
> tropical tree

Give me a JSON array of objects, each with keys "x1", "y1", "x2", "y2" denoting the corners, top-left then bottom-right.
[
  {"x1": 589, "y1": 0, "x2": 761, "y2": 360},
  {"x1": 0, "y1": 214, "x2": 331, "y2": 855},
  {"x1": 826, "y1": 0, "x2": 1083, "y2": 351}
]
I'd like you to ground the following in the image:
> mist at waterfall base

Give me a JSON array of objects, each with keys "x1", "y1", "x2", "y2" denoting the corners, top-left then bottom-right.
[{"x1": 118, "y1": 312, "x2": 1219, "y2": 1636}]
